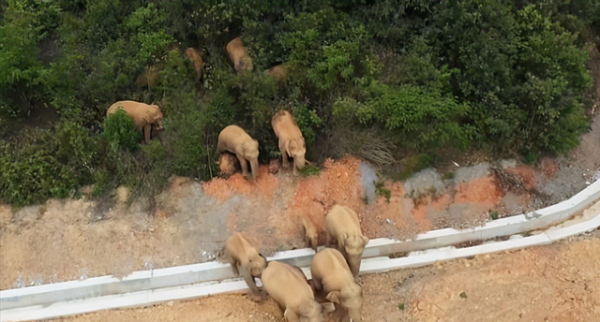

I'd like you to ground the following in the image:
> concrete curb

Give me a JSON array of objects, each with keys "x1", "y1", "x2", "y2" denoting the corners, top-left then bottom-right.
[{"x1": 1, "y1": 179, "x2": 599, "y2": 321}]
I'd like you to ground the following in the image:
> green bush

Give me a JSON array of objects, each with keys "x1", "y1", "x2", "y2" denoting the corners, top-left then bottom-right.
[
  {"x1": 0, "y1": 0, "x2": 49, "y2": 117},
  {"x1": 103, "y1": 109, "x2": 142, "y2": 152},
  {"x1": 429, "y1": 0, "x2": 592, "y2": 154},
  {"x1": 0, "y1": 121, "x2": 106, "y2": 206},
  {"x1": 337, "y1": 82, "x2": 473, "y2": 152}
]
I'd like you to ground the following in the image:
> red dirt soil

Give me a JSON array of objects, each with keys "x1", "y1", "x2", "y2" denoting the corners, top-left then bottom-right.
[{"x1": 505, "y1": 165, "x2": 538, "y2": 190}]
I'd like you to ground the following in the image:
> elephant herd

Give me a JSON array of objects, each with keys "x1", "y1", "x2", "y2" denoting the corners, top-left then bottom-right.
[
  {"x1": 225, "y1": 204, "x2": 370, "y2": 322},
  {"x1": 106, "y1": 36, "x2": 298, "y2": 178},
  {"x1": 136, "y1": 36, "x2": 286, "y2": 91},
  {"x1": 217, "y1": 109, "x2": 307, "y2": 179},
  {"x1": 105, "y1": 37, "x2": 366, "y2": 321},
  {"x1": 105, "y1": 100, "x2": 306, "y2": 179}
]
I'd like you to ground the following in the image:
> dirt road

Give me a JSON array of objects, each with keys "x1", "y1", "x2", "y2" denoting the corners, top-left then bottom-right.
[{"x1": 43, "y1": 230, "x2": 600, "y2": 322}]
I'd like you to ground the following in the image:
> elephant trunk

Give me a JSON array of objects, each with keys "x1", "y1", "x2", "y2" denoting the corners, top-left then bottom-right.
[
  {"x1": 348, "y1": 255, "x2": 361, "y2": 277},
  {"x1": 348, "y1": 306, "x2": 363, "y2": 322},
  {"x1": 250, "y1": 158, "x2": 259, "y2": 179},
  {"x1": 294, "y1": 154, "x2": 306, "y2": 171},
  {"x1": 154, "y1": 119, "x2": 164, "y2": 131}
]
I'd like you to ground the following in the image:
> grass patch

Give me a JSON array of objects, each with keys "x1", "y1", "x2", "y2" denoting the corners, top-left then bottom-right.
[
  {"x1": 443, "y1": 171, "x2": 455, "y2": 180},
  {"x1": 489, "y1": 210, "x2": 499, "y2": 220},
  {"x1": 390, "y1": 153, "x2": 438, "y2": 181},
  {"x1": 298, "y1": 164, "x2": 320, "y2": 177},
  {"x1": 374, "y1": 179, "x2": 391, "y2": 203}
]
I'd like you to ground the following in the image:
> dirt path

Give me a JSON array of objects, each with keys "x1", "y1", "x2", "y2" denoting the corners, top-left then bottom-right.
[{"x1": 42, "y1": 231, "x2": 600, "y2": 322}]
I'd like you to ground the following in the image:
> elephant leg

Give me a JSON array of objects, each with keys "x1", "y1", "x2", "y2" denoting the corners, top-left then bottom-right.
[
  {"x1": 143, "y1": 124, "x2": 151, "y2": 144},
  {"x1": 237, "y1": 154, "x2": 250, "y2": 177},
  {"x1": 325, "y1": 231, "x2": 332, "y2": 248},
  {"x1": 228, "y1": 257, "x2": 239, "y2": 276},
  {"x1": 312, "y1": 276, "x2": 323, "y2": 291},
  {"x1": 280, "y1": 145, "x2": 290, "y2": 169},
  {"x1": 283, "y1": 308, "x2": 300, "y2": 322}
]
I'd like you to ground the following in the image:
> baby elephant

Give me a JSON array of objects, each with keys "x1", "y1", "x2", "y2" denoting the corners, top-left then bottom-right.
[
  {"x1": 217, "y1": 125, "x2": 260, "y2": 179},
  {"x1": 226, "y1": 37, "x2": 253, "y2": 74},
  {"x1": 262, "y1": 261, "x2": 335, "y2": 322},
  {"x1": 224, "y1": 232, "x2": 267, "y2": 295},
  {"x1": 272, "y1": 110, "x2": 306, "y2": 175},
  {"x1": 106, "y1": 100, "x2": 164, "y2": 144},
  {"x1": 184, "y1": 47, "x2": 204, "y2": 83},
  {"x1": 265, "y1": 63, "x2": 288, "y2": 87},
  {"x1": 325, "y1": 205, "x2": 369, "y2": 277},
  {"x1": 217, "y1": 152, "x2": 240, "y2": 177},
  {"x1": 301, "y1": 215, "x2": 319, "y2": 251},
  {"x1": 311, "y1": 248, "x2": 364, "y2": 322}
]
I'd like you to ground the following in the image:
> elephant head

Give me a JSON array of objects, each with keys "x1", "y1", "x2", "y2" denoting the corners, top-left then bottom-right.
[
  {"x1": 286, "y1": 137, "x2": 306, "y2": 173},
  {"x1": 243, "y1": 139, "x2": 260, "y2": 179},
  {"x1": 301, "y1": 216, "x2": 318, "y2": 251},
  {"x1": 326, "y1": 283, "x2": 363, "y2": 322},
  {"x1": 239, "y1": 56, "x2": 254, "y2": 73},
  {"x1": 291, "y1": 301, "x2": 335, "y2": 322},
  {"x1": 250, "y1": 253, "x2": 267, "y2": 277},
  {"x1": 342, "y1": 234, "x2": 369, "y2": 277},
  {"x1": 145, "y1": 103, "x2": 164, "y2": 131}
]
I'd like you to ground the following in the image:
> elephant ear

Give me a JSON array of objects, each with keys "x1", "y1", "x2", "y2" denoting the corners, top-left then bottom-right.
[
  {"x1": 362, "y1": 235, "x2": 370, "y2": 246},
  {"x1": 283, "y1": 308, "x2": 298, "y2": 322},
  {"x1": 342, "y1": 233, "x2": 349, "y2": 244},
  {"x1": 321, "y1": 302, "x2": 336, "y2": 314},
  {"x1": 284, "y1": 140, "x2": 292, "y2": 157},
  {"x1": 142, "y1": 112, "x2": 153, "y2": 124},
  {"x1": 242, "y1": 141, "x2": 252, "y2": 154},
  {"x1": 146, "y1": 106, "x2": 162, "y2": 123},
  {"x1": 326, "y1": 291, "x2": 342, "y2": 305}
]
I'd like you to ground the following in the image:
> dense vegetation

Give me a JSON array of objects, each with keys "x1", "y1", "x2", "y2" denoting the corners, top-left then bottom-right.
[{"x1": 1, "y1": 0, "x2": 599, "y2": 206}]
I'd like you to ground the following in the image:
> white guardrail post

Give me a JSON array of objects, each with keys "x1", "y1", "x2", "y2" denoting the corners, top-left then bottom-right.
[{"x1": 1, "y1": 179, "x2": 599, "y2": 322}]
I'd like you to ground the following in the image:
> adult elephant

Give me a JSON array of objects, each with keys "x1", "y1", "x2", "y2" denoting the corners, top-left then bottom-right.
[
  {"x1": 106, "y1": 100, "x2": 165, "y2": 144},
  {"x1": 217, "y1": 125, "x2": 260, "y2": 179}
]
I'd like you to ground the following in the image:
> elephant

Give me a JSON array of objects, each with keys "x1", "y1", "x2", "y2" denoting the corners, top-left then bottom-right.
[
  {"x1": 325, "y1": 205, "x2": 369, "y2": 277},
  {"x1": 265, "y1": 63, "x2": 288, "y2": 87},
  {"x1": 261, "y1": 261, "x2": 336, "y2": 322},
  {"x1": 311, "y1": 248, "x2": 363, "y2": 322},
  {"x1": 135, "y1": 45, "x2": 203, "y2": 90},
  {"x1": 135, "y1": 63, "x2": 165, "y2": 91},
  {"x1": 106, "y1": 100, "x2": 164, "y2": 144},
  {"x1": 226, "y1": 37, "x2": 253, "y2": 74},
  {"x1": 269, "y1": 158, "x2": 281, "y2": 174},
  {"x1": 217, "y1": 125, "x2": 260, "y2": 179},
  {"x1": 224, "y1": 232, "x2": 267, "y2": 295},
  {"x1": 184, "y1": 47, "x2": 204, "y2": 83},
  {"x1": 271, "y1": 110, "x2": 306, "y2": 175},
  {"x1": 300, "y1": 215, "x2": 318, "y2": 251},
  {"x1": 217, "y1": 151, "x2": 240, "y2": 177},
  {"x1": 150, "y1": 125, "x2": 165, "y2": 143}
]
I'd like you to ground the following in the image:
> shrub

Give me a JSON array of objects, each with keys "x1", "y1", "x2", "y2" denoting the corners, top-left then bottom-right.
[
  {"x1": 339, "y1": 82, "x2": 473, "y2": 152},
  {"x1": 429, "y1": 0, "x2": 592, "y2": 154},
  {"x1": 103, "y1": 109, "x2": 142, "y2": 152},
  {"x1": 0, "y1": 146, "x2": 77, "y2": 206},
  {"x1": 0, "y1": 0, "x2": 48, "y2": 117}
]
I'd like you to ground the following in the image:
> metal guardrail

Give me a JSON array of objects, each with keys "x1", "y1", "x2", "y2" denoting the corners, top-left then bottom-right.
[{"x1": 1, "y1": 179, "x2": 599, "y2": 322}]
